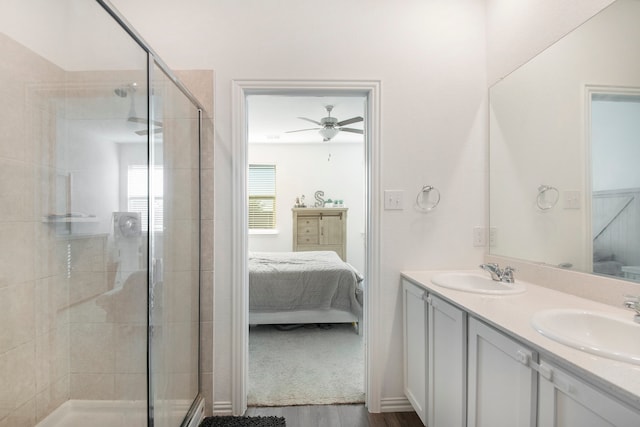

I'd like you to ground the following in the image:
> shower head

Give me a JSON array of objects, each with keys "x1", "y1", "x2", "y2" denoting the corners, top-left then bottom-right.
[
  {"x1": 114, "y1": 87, "x2": 128, "y2": 98},
  {"x1": 114, "y1": 82, "x2": 138, "y2": 98}
]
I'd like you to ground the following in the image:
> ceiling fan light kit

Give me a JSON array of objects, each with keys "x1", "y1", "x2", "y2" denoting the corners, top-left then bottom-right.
[{"x1": 285, "y1": 105, "x2": 364, "y2": 141}]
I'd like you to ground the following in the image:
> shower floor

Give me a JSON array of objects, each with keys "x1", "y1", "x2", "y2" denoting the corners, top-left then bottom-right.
[{"x1": 36, "y1": 400, "x2": 147, "y2": 427}]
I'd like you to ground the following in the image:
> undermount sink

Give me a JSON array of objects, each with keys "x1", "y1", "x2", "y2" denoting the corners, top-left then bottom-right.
[
  {"x1": 531, "y1": 309, "x2": 640, "y2": 365},
  {"x1": 430, "y1": 272, "x2": 527, "y2": 295}
]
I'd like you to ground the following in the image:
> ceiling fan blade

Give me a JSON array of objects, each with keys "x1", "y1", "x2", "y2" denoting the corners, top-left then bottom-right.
[
  {"x1": 339, "y1": 127, "x2": 364, "y2": 134},
  {"x1": 128, "y1": 116, "x2": 163, "y2": 127},
  {"x1": 297, "y1": 117, "x2": 322, "y2": 126},
  {"x1": 135, "y1": 127, "x2": 163, "y2": 136},
  {"x1": 336, "y1": 116, "x2": 363, "y2": 127},
  {"x1": 284, "y1": 127, "x2": 321, "y2": 133}
]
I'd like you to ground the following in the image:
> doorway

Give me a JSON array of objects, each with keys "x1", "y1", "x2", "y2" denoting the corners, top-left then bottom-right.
[
  {"x1": 247, "y1": 94, "x2": 366, "y2": 406},
  {"x1": 230, "y1": 80, "x2": 381, "y2": 415}
]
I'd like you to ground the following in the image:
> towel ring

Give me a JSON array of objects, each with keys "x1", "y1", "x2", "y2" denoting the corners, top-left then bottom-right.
[
  {"x1": 416, "y1": 185, "x2": 440, "y2": 212},
  {"x1": 536, "y1": 184, "x2": 559, "y2": 210}
]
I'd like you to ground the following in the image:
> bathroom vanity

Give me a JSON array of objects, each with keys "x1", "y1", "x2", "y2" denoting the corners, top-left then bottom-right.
[{"x1": 402, "y1": 270, "x2": 640, "y2": 427}]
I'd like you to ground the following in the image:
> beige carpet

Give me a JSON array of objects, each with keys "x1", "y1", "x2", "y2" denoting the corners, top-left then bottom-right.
[{"x1": 248, "y1": 323, "x2": 365, "y2": 406}]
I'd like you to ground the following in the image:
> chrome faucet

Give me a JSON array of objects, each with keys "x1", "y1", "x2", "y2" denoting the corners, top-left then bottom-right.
[
  {"x1": 623, "y1": 295, "x2": 640, "y2": 324},
  {"x1": 479, "y1": 263, "x2": 516, "y2": 283}
]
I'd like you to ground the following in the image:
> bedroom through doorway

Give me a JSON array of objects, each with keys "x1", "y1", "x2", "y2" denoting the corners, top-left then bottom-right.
[{"x1": 246, "y1": 93, "x2": 367, "y2": 407}]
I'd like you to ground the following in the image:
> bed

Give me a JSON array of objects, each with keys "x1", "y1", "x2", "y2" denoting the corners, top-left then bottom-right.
[{"x1": 248, "y1": 250, "x2": 364, "y2": 333}]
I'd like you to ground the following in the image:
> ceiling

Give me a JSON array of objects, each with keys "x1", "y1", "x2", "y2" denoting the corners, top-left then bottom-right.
[
  {"x1": 247, "y1": 95, "x2": 366, "y2": 144},
  {"x1": 64, "y1": 93, "x2": 367, "y2": 145}
]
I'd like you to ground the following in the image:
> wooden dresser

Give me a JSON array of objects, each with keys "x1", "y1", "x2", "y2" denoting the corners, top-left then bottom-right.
[{"x1": 292, "y1": 207, "x2": 347, "y2": 261}]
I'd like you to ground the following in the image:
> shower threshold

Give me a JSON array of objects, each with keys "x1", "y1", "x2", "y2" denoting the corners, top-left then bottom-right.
[
  {"x1": 36, "y1": 399, "x2": 201, "y2": 427},
  {"x1": 36, "y1": 400, "x2": 146, "y2": 427}
]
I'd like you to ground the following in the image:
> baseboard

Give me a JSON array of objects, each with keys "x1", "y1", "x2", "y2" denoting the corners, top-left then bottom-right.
[
  {"x1": 379, "y1": 396, "x2": 414, "y2": 413},
  {"x1": 213, "y1": 401, "x2": 233, "y2": 415}
]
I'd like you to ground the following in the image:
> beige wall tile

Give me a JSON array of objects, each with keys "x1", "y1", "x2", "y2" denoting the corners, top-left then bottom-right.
[
  {"x1": 0, "y1": 222, "x2": 35, "y2": 288},
  {"x1": 0, "y1": 342, "x2": 36, "y2": 412},
  {"x1": 200, "y1": 219, "x2": 214, "y2": 272},
  {"x1": 52, "y1": 324, "x2": 70, "y2": 382},
  {"x1": 115, "y1": 324, "x2": 146, "y2": 375},
  {"x1": 0, "y1": 282, "x2": 35, "y2": 353},
  {"x1": 69, "y1": 323, "x2": 114, "y2": 374},
  {"x1": 201, "y1": 167, "x2": 214, "y2": 222},
  {"x1": 200, "y1": 321, "x2": 213, "y2": 375},
  {"x1": 0, "y1": 159, "x2": 34, "y2": 222},
  {"x1": 200, "y1": 119, "x2": 214, "y2": 168},
  {"x1": 114, "y1": 374, "x2": 147, "y2": 400},
  {"x1": 200, "y1": 270, "x2": 214, "y2": 322},
  {"x1": 0, "y1": 91, "x2": 28, "y2": 162},
  {"x1": 173, "y1": 70, "x2": 214, "y2": 117},
  {"x1": 70, "y1": 373, "x2": 115, "y2": 400},
  {"x1": 35, "y1": 376, "x2": 68, "y2": 423},
  {"x1": 0, "y1": 398, "x2": 35, "y2": 427}
]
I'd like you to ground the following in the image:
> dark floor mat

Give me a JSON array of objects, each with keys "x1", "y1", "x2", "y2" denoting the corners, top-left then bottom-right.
[{"x1": 200, "y1": 416, "x2": 286, "y2": 427}]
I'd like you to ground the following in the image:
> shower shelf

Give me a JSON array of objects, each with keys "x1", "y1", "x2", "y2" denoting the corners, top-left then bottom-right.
[{"x1": 43, "y1": 216, "x2": 98, "y2": 223}]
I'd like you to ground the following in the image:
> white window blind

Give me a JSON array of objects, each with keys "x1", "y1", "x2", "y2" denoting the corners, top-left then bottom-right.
[
  {"x1": 248, "y1": 164, "x2": 276, "y2": 229},
  {"x1": 128, "y1": 165, "x2": 164, "y2": 232}
]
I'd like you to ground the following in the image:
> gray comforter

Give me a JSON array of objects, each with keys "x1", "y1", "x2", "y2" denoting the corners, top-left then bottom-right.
[{"x1": 249, "y1": 251, "x2": 363, "y2": 317}]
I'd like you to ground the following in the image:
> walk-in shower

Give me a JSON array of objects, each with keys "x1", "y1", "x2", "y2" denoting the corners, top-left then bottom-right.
[{"x1": 1, "y1": 1, "x2": 205, "y2": 426}]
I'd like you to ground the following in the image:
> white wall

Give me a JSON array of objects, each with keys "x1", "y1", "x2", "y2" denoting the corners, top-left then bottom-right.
[
  {"x1": 106, "y1": 0, "x2": 625, "y2": 413},
  {"x1": 486, "y1": 0, "x2": 616, "y2": 85},
  {"x1": 248, "y1": 142, "x2": 366, "y2": 273}
]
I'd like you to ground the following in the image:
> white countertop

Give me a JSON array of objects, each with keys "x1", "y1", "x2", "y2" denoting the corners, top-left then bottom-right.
[{"x1": 401, "y1": 270, "x2": 640, "y2": 409}]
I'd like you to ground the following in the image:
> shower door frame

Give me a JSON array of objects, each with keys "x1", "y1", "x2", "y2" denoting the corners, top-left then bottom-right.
[{"x1": 95, "y1": 1, "x2": 207, "y2": 426}]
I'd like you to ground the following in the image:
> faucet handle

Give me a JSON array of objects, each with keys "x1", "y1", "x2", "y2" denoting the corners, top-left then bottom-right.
[
  {"x1": 501, "y1": 266, "x2": 516, "y2": 283},
  {"x1": 624, "y1": 295, "x2": 640, "y2": 312}
]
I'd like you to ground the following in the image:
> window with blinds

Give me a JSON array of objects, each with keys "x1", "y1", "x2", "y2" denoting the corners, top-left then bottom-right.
[
  {"x1": 248, "y1": 164, "x2": 276, "y2": 229},
  {"x1": 128, "y1": 165, "x2": 164, "y2": 232}
]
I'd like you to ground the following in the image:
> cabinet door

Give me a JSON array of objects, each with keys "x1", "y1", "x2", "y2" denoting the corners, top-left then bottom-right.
[
  {"x1": 538, "y1": 358, "x2": 640, "y2": 427},
  {"x1": 402, "y1": 279, "x2": 428, "y2": 425},
  {"x1": 467, "y1": 318, "x2": 537, "y2": 427},
  {"x1": 320, "y1": 214, "x2": 344, "y2": 245},
  {"x1": 428, "y1": 295, "x2": 466, "y2": 427}
]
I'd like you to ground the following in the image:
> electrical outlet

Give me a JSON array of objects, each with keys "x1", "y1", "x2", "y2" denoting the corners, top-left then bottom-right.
[
  {"x1": 384, "y1": 190, "x2": 404, "y2": 210},
  {"x1": 489, "y1": 227, "x2": 498, "y2": 246},
  {"x1": 563, "y1": 190, "x2": 581, "y2": 209},
  {"x1": 473, "y1": 226, "x2": 486, "y2": 247}
]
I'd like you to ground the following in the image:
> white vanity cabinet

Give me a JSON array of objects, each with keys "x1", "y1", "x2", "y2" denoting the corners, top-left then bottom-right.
[
  {"x1": 467, "y1": 317, "x2": 537, "y2": 427},
  {"x1": 427, "y1": 294, "x2": 466, "y2": 427},
  {"x1": 402, "y1": 279, "x2": 428, "y2": 424},
  {"x1": 402, "y1": 279, "x2": 466, "y2": 427},
  {"x1": 538, "y1": 358, "x2": 640, "y2": 427}
]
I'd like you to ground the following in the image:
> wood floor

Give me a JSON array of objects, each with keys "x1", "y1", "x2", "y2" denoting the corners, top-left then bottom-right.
[{"x1": 245, "y1": 404, "x2": 423, "y2": 427}]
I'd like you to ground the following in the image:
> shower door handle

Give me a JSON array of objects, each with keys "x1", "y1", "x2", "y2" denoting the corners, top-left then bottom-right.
[
  {"x1": 152, "y1": 257, "x2": 163, "y2": 284},
  {"x1": 150, "y1": 257, "x2": 163, "y2": 308}
]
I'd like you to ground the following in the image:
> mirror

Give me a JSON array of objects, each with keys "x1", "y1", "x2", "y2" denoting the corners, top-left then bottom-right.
[{"x1": 489, "y1": 0, "x2": 640, "y2": 282}]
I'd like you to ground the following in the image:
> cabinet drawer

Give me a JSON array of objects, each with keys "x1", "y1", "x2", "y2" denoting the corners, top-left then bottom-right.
[
  {"x1": 298, "y1": 217, "x2": 319, "y2": 226},
  {"x1": 297, "y1": 219, "x2": 319, "y2": 241},
  {"x1": 297, "y1": 234, "x2": 319, "y2": 244}
]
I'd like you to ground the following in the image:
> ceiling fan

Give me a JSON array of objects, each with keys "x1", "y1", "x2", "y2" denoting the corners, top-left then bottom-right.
[
  {"x1": 114, "y1": 82, "x2": 163, "y2": 136},
  {"x1": 285, "y1": 105, "x2": 364, "y2": 141}
]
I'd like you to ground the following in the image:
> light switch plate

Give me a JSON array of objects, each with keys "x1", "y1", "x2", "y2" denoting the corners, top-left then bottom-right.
[{"x1": 384, "y1": 190, "x2": 404, "y2": 210}]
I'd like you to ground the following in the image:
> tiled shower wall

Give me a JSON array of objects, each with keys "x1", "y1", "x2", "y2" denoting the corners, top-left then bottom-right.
[
  {"x1": 0, "y1": 33, "x2": 69, "y2": 427},
  {"x1": 0, "y1": 33, "x2": 215, "y2": 425}
]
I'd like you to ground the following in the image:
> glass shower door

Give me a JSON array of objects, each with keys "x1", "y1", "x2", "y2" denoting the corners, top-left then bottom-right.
[{"x1": 148, "y1": 60, "x2": 201, "y2": 427}]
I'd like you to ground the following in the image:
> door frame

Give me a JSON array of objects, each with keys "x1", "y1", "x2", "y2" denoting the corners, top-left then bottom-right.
[{"x1": 231, "y1": 79, "x2": 382, "y2": 415}]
